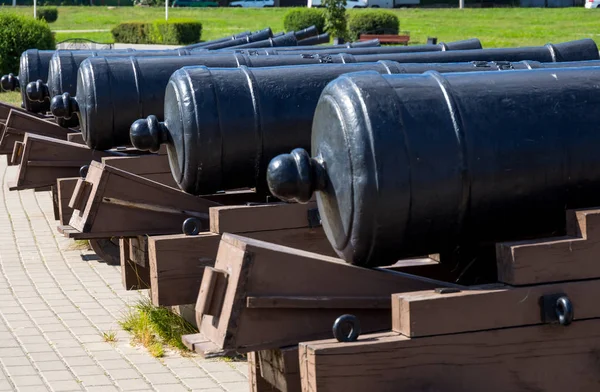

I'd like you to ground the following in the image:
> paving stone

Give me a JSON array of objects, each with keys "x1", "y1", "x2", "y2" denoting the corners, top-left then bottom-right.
[
  {"x1": 116, "y1": 378, "x2": 153, "y2": 391},
  {"x1": 70, "y1": 365, "x2": 105, "y2": 377},
  {"x1": 41, "y1": 370, "x2": 76, "y2": 381},
  {"x1": 181, "y1": 377, "x2": 221, "y2": 389},
  {"x1": 46, "y1": 379, "x2": 83, "y2": 391},
  {"x1": 210, "y1": 371, "x2": 247, "y2": 384},
  {"x1": 79, "y1": 374, "x2": 114, "y2": 387},
  {"x1": 222, "y1": 381, "x2": 249, "y2": 392},
  {"x1": 106, "y1": 367, "x2": 141, "y2": 380},
  {"x1": 153, "y1": 384, "x2": 190, "y2": 392},
  {"x1": 8, "y1": 375, "x2": 45, "y2": 387},
  {"x1": 4, "y1": 365, "x2": 38, "y2": 376},
  {"x1": 36, "y1": 361, "x2": 68, "y2": 372},
  {"x1": 85, "y1": 386, "x2": 120, "y2": 392}
]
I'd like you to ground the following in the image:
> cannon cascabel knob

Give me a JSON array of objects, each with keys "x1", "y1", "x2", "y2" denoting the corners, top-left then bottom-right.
[
  {"x1": 0, "y1": 73, "x2": 19, "y2": 91},
  {"x1": 50, "y1": 92, "x2": 79, "y2": 120},
  {"x1": 26, "y1": 79, "x2": 49, "y2": 102},
  {"x1": 267, "y1": 148, "x2": 326, "y2": 204},
  {"x1": 130, "y1": 115, "x2": 168, "y2": 153}
]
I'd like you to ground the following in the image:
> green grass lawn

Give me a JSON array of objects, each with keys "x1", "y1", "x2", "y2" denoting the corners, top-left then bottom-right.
[{"x1": 0, "y1": 6, "x2": 599, "y2": 47}]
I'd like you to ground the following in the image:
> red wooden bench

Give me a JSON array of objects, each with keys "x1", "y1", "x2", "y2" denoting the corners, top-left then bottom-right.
[{"x1": 359, "y1": 33, "x2": 410, "y2": 46}]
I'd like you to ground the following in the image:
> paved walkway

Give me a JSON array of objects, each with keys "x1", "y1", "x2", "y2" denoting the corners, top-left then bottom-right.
[{"x1": 0, "y1": 155, "x2": 248, "y2": 391}]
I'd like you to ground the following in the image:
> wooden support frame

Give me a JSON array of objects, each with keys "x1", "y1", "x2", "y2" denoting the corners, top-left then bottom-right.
[
  {"x1": 298, "y1": 207, "x2": 600, "y2": 392},
  {"x1": 182, "y1": 233, "x2": 459, "y2": 357},
  {"x1": 299, "y1": 322, "x2": 600, "y2": 392},
  {"x1": 7, "y1": 134, "x2": 115, "y2": 191},
  {"x1": 61, "y1": 161, "x2": 221, "y2": 239},
  {"x1": 102, "y1": 155, "x2": 177, "y2": 189},
  {"x1": 0, "y1": 110, "x2": 75, "y2": 155},
  {"x1": 149, "y1": 202, "x2": 336, "y2": 307}
]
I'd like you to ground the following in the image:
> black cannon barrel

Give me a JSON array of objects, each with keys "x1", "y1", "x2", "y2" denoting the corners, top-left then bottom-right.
[
  {"x1": 293, "y1": 25, "x2": 319, "y2": 41},
  {"x1": 42, "y1": 37, "x2": 579, "y2": 113},
  {"x1": 129, "y1": 62, "x2": 411, "y2": 194},
  {"x1": 0, "y1": 50, "x2": 55, "y2": 113},
  {"x1": 231, "y1": 38, "x2": 483, "y2": 56},
  {"x1": 201, "y1": 28, "x2": 273, "y2": 50},
  {"x1": 26, "y1": 48, "x2": 194, "y2": 105},
  {"x1": 226, "y1": 32, "x2": 298, "y2": 49},
  {"x1": 297, "y1": 33, "x2": 331, "y2": 46},
  {"x1": 200, "y1": 39, "x2": 598, "y2": 70},
  {"x1": 182, "y1": 30, "x2": 252, "y2": 49},
  {"x1": 266, "y1": 67, "x2": 600, "y2": 268},
  {"x1": 128, "y1": 59, "x2": 600, "y2": 196},
  {"x1": 50, "y1": 45, "x2": 600, "y2": 151}
]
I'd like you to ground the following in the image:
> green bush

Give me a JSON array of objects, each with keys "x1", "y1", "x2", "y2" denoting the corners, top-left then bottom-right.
[
  {"x1": 112, "y1": 20, "x2": 202, "y2": 44},
  {"x1": 150, "y1": 19, "x2": 202, "y2": 45},
  {"x1": 348, "y1": 11, "x2": 399, "y2": 41},
  {"x1": 283, "y1": 8, "x2": 326, "y2": 35},
  {"x1": 111, "y1": 22, "x2": 151, "y2": 44},
  {"x1": 0, "y1": 13, "x2": 55, "y2": 76},
  {"x1": 36, "y1": 7, "x2": 58, "y2": 23}
]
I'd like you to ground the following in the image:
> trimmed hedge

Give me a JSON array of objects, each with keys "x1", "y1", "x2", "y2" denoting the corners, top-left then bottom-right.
[
  {"x1": 111, "y1": 19, "x2": 202, "y2": 45},
  {"x1": 283, "y1": 8, "x2": 325, "y2": 35},
  {"x1": 0, "y1": 13, "x2": 55, "y2": 76},
  {"x1": 111, "y1": 22, "x2": 150, "y2": 44},
  {"x1": 348, "y1": 11, "x2": 399, "y2": 41},
  {"x1": 151, "y1": 19, "x2": 202, "y2": 45},
  {"x1": 36, "y1": 7, "x2": 58, "y2": 23}
]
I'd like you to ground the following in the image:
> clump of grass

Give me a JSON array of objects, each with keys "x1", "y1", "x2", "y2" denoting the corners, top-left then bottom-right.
[
  {"x1": 119, "y1": 298, "x2": 197, "y2": 357},
  {"x1": 102, "y1": 330, "x2": 117, "y2": 343},
  {"x1": 68, "y1": 239, "x2": 91, "y2": 251}
]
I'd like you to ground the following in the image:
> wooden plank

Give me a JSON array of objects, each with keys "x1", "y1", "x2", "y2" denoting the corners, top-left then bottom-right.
[
  {"x1": 249, "y1": 352, "x2": 278, "y2": 392},
  {"x1": 120, "y1": 238, "x2": 150, "y2": 290},
  {"x1": 128, "y1": 236, "x2": 148, "y2": 268},
  {"x1": 259, "y1": 347, "x2": 300, "y2": 392},
  {"x1": 0, "y1": 110, "x2": 74, "y2": 154},
  {"x1": 68, "y1": 161, "x2": 220, "y2": 237},
  {"x1": 210, "y1": 202, "x2": 318, "y2": 234},
  {"x1": 57, "y1": 178, "x2": 79, "y2": 226},
  {"x1": 247, "y1": 296, "x2": 391, "y2": 309},
  {"x1": 191, "y1": 233, "x2": 461, "y2": 356},
  {"x1": 8, "y1": 134, "x2": 114, "y2": 191},
  {"x1": 102, "y1": 155, "x2": 178, "y2": 188},
  {"x1": 51, "y1": 184, "x2": 60, "y2": 221},
  {"x1": 300, "y1": 319, "x2": 600, "y2": 392},
  {"x1": 392, "y1": 279, "x2": 600, "y2": 338},
  {"x1": 496, "y1": 208, "x2": 600, "y2": 285},
  {"x1": 149, "y1": 226, "x2": 336, "y2": 307},
  {"x1": 67, "y1": 133, "x2": 85, "y2": 145},
  {"x1": 149, "y1": 232, "x2": 221, "y2": 306}
]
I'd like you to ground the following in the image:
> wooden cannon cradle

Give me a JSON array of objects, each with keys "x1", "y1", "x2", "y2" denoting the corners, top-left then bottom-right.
[{"x1": 170, "y1": 206, "x2": 600, "y2": 392}]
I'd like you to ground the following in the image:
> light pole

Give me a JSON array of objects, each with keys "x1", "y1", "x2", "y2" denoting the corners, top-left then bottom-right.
[
  {"x1": 459, "y1": 0, "x2": 464, "y2": 8},
  {"x1": 34, "y1": 0, "x2": 37, "y2": 19},
  {"x1": 166, "y1": 0, "x2": 169, "y2": 20}
]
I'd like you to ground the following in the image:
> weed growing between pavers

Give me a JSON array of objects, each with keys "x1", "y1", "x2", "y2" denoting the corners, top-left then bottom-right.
[
  {"x1": 119, "y1": 298, "x2": 197, "y2": 357},
  {"x1": 103, "y1": 330, "x2": 118, "y2": 343},
  {"x1": 68, "y1": 239, "x2": 91, "y2": 251}
]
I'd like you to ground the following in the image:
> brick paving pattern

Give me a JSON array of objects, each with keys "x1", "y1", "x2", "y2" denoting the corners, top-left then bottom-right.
[{"x1": 0, "y1": 157, "x2": 248, "y2": 392}]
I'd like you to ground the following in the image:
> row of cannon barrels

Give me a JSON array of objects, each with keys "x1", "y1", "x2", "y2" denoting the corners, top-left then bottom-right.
[{"x1": 4, "y1": 32, "x2": 600, "y2": 273}]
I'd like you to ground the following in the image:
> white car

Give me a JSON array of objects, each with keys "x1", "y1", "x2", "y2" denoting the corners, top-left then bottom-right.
[
  {"x1": 229, "y1": 0, "x2": 273, "y2": 7},
  {"x1": 308, "y1": 0, "x2": 368, "y2": 8},
  {"x1": 585, "y1": 0, "x2": 600, "y2": 7}
]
